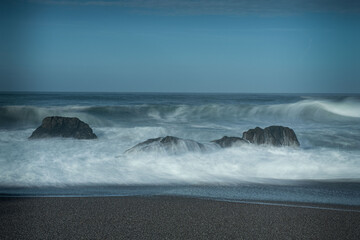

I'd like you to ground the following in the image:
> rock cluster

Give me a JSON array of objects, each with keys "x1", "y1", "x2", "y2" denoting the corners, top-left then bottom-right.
[
  {"x1": 211, "y1": 126, "x2": 300, "y2": 148},
  {"x1": 125, "y1": 126, "x2": 300, "y2": 154},
  {"x1": 29, "y1": 117, "x2": 299, "y2": 154},
  {"x1": 29, "y1": 116, "x2": 97, "y2": 140}
]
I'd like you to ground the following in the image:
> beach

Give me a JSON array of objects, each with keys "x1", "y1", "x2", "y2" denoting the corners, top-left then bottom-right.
[{"x1": 1, "y1": 196, "x2": 360, "y2": 240}]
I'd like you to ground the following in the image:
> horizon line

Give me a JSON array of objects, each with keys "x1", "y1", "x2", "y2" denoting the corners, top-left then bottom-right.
[{"x1": 1, "y1": 91, "x2": 359, "y2": 95}]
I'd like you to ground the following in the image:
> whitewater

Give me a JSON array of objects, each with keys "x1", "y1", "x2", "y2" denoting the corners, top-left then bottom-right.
[{"x1": 1, "y1": 93, "x2": 360, "y2": 204}]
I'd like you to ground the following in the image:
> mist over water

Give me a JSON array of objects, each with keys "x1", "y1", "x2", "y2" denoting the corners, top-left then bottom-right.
[{"x1": 1, "y1": 93, "x2": 360, "y2": 189}]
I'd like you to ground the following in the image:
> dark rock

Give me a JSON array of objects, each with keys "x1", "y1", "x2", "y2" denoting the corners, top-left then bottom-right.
[
  {"x1": 125, "y1": 136, "x2": 206, "y2": 155},
  {"x1": 29, "y1": 116, "x2": 97, "y2": 140},
  {"x1": 242, "y1": 126, "x2": 299, "y2": 147},
  {"x1": 211, "y1": 136, "x2": 249, "y2": 148}
]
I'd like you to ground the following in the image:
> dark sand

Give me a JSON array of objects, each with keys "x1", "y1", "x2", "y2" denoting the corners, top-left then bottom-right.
[{"x1": 1, "y1": 196, "x2": 360, "y2": 240}]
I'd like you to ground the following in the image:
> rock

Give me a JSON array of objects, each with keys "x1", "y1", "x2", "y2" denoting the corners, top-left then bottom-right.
[
  {"x1": 29, "y1": 116, "x2": 97, "y2": 139},
  {"x1": 125, "y1": 136, "x2": 206, "y2": 155},
  {"x1": 242, "y1": 126, "x2": 299, "y2": 147},
  {"x1": 211, "y1": 136, "x2": 249, "y2": 148}
]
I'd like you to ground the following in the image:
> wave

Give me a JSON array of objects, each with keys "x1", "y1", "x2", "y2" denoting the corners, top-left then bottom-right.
[
  {"x1": 0, "y1": 105, "x2": 107, "y2": 128},
  {"x1": 315, "y1": 98, "x2": 360, "y2": 118},
  {"x1": 1, "y1": 98, "x2": 359, "y2": 128},
  {"x1": 1, "y1": 133, "x2": 360, "y2": 187}
]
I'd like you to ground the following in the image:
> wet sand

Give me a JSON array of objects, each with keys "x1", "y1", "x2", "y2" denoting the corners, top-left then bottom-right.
[{"x1": 1, "y1": 196, "x2": 360, "y2": 239}]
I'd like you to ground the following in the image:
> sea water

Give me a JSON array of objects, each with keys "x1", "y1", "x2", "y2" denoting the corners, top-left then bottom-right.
[{"x1": 1, "y1": 93, "x2": 360, "y2": 205}]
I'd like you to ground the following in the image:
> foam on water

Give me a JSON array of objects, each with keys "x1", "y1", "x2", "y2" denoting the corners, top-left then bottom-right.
[
  {"x1": 1, "y1": 93, "x2": 360, "y2": 189},
  {"x1": 0, "y1": 127, "x2": 359, "y2": 187}
]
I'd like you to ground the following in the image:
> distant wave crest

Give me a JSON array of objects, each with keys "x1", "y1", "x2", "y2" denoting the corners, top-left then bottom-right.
[{"x1": 1, "y1": 98, "x2": 359, "y2": 128}]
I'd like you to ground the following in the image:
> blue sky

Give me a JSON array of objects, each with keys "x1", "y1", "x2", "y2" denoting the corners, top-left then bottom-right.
[{"x1": 1, "y1": 0, "x2": 360, "y2": 93}]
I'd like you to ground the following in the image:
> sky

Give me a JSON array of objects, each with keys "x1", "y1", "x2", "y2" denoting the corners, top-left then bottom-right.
[{"x1": 1, "y1": 0, "x2": 360, "y2": 93}]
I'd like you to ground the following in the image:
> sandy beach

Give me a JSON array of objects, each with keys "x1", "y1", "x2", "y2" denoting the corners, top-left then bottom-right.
[{"x1": 1, "y1": 196, "x2": 359, "y2": 240}]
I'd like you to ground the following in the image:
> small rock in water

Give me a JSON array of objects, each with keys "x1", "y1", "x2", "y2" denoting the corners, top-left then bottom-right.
[
  {"x1": 242, "y1": 126, "x2": 300, "y2": 147},
  {"x1": 29, "y1": 116, "x2": 97, "y2": 139},
  {"x1": 125, "y1": 136, "x2": 206, "y2": 155},
  {"x1": 211, "y1": 136, "x2": 249, "y2": 148}
]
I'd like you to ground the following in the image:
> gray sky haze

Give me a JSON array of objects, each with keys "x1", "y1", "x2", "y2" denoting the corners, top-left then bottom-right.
[{"x1": 1, "y1": 0, "x2": 360, "y2": 93}]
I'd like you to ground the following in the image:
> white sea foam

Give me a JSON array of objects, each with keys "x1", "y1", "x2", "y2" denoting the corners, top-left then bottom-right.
[
  {"x1": 0, "y1": 127, "x2": 359, "y2": 187},
  {"x1": 1, "y1": 94, "x2": 360, "y2": 187}
]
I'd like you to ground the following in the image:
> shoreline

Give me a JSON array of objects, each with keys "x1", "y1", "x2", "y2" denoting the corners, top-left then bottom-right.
[
  {"x1": 2, "y1": 194, "x2": 360, "y2": 212},
  {"x1": 2, "y1": 181, "x2": 360, "y2": 206},
  {"x1": 1, "y1": 195, "x2": 360, "y2": 239}
]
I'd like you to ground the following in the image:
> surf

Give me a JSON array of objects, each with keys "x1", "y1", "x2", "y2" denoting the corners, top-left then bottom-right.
[{"x1": 1, "y1": 96, "x2": 360, "y2": 129}]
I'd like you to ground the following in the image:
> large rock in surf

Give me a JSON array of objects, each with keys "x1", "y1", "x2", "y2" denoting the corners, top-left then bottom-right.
[
  {"x1": 125, "y1": 136, "x2": 206, "y2": 155},
  {"x1": 242, "y1": 126, "x2": 299, "y2": 147},
  {"x1": 211, "y1": 136, "x2": 249, "y2": 148},
  {"x1": 29, "y1": 116, "x2": 97, "y2": 139},
  {"x1": 125, "y1": 126, "x2": 300, "y2": 155}
]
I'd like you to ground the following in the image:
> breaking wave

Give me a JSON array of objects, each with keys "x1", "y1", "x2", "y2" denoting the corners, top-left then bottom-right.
[
  {"x1": 1, "y1": 94, "x2": 360, "y2": 187},
  {"x1": 0, "y1": 124, "x2": 359, "y2": 187},
  {"x1": 0, "y1": 132, "x2": 359, "y2": 187},
  {"x1": 1, "y1": 97, "x2": 359, "y2": 128}
]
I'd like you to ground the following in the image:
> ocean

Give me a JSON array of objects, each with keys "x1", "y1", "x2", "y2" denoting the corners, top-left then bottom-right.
[{"x1": 1, "y1": 92, "x2": 360, "y2": 205}]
